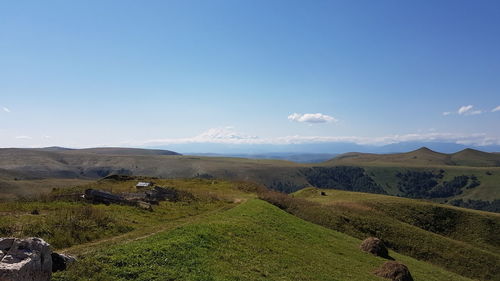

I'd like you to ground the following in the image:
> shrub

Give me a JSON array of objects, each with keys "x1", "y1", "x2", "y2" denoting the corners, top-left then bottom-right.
[
  {"x1": 22, "y1": 205, "x2": 133, "y2": 248},
  {"x1": 397, "y1": 171, "x2": 472, "y2": 198},
  {"x1": 450, "y1": 199, "x2": 500, "y2": 213},
  {"x1": 303, "y1": 166, "x2": 386, "y2": 194}
]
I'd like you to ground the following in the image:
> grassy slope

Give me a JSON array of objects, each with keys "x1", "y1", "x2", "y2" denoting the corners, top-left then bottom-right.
[
  {"x1": 451, "y1": 149, "x2": 500, "y2": 166},
  {"x1": 0, "y1": 148, "x2": 306, "y2": 197},
  {"x1": 326, "y1": 147, "x2": 500, "y2": 167},
  {"x1": 0, "y1": 178, "x2": 92, "y2": 200},
  {"x1": 0, "y1": 179, "x2": 250, "y2": 249},
  {"x1": 321, "y1": 147, "x2": 500, "y2": 200},
  {"x1": 360, "y1": 165, "x2": 500, "y2": 200},
  {"x1": 54, "y1": 199, "x2": 471, "y2": 281},
  {"x1": 292, "y1": 188, "x2": 500, "y2": 280}
]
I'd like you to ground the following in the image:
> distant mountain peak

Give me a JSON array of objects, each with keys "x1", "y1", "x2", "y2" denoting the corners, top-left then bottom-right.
[
  {"x1": 453, "y1": 148, "x2": 489, "y2": 156},
  {"x1": 32, "y1": 146, "x2": 74, "y2": 152},
  {"x1": 44, "y1": 146, "x2": 72, "y2": 150},
  {"x1": 457, "y1": 148, "x2": 481, "y2": 153},
  {"x1": 410, "y1": 147, "x2": 440, "y2": 154}
]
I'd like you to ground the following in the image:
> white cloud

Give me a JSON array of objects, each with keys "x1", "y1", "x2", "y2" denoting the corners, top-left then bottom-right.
[
  {"x1": 288, "y1": 113, "x2": 338, "y2": 123},
  {"x1": 138, "y1": 127, "x2": 259, "y2": 145},
  {"x1": 192, "y1": 127, "x2": 258, "y2": 142},
  {"x1": 15, "y1": 136, "x2": 32, "y2": 140},
  {"x1": 458, "y1": 105, "x2": 472, "y2": 115},
  {"x1": 492, "y1": 106, "x2": 500, "y2": 112},
  {"x1": 442, "y1": 112, "x2": 451, "y2": 116},
  {"x1": 457, "y1": 105, "x2": 482, "y2": 115},
  {"x1": 132, "y1": 127, "x2": 500, "y2": 147},
  {"x1": 2, "y1": 107, "x2": 10, "y2": 113}
]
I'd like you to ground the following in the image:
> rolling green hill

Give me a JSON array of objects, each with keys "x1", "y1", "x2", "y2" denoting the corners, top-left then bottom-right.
[
  {"x1": 451, "y1": 148, "x2": 500, "y2": 166},
  {"x1": 326, "y1": 147, "x2": 500, "y2": 167},
  {"x1": 53, "y1": 199, "x2": 474, "y2": 281},
  {"x1": 2, "y1": 178, "x2": 498, "y2": 280},
  {"x1": 262, "y1": 187, "x2": 500, "y2": 280}
]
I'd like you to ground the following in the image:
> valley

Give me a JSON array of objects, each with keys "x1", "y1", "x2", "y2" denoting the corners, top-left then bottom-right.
[{"x1": 1, "y1": 147, "x2": 499, "y2": 212}]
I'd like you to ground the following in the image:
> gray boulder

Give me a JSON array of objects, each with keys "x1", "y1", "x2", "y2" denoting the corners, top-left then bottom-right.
[
  {"x1": 51, "y1": 252, "x2": 76, "y2": 272},
  {"x1": 0, "y1": 237, "x2": 52, "y2": 281}
]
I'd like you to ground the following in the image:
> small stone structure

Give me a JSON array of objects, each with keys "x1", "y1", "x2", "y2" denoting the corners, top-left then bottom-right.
[
  {"x1": 84, "y1": 189, "x2": 126, "y2": 205},
  {"x1": 84, "y1": 186, "x2": 182, "y2": 210},
  {"x1": 0, "y1": 237, "x2": 52, "y2": 281},
  {"x1": 145, "y1": 187, "x2": 180, "y2": 203}
]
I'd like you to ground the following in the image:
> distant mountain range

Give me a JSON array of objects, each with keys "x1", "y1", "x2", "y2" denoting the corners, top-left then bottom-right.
[
  {"x1": 188, "y1": 152, "x2": 338, "y2": 163},
  {"x1": 151, "y1": 141, "x2": 500, "y2": 155},
  {"x1": 31, "y1": 146, "x2": 181, "y2": 156},
  {"x1": 1, "y1": 146, "x2": 499, "y2": 208}
]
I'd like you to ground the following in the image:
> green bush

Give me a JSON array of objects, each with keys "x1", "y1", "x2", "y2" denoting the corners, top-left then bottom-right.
[
  {"x1": 2, "y1": 204, "x2": 133, "y2": 249},
  {"x1": 303, "y1": 166, "x2": 386, "y2": 194}
]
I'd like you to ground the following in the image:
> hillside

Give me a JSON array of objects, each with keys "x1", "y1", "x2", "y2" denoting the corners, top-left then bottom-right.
[
  {"x1": 269, "y1": 187, "x2": 500, "y2": 280},
  {"x1": 451, "y1": 148, "x2": 500, "y2": 166},
  {"x1": 292, "y1": 187, "x2": 500, "y2": 252},
  {"x1": 54, "y1": 199, "x2": 474, "y2": 281},
  {"x1": 2, "y1": 178, "x2": 499, "y2": 280},
  {"x1": 0, "y1": 148, "x2": 304, "y2": 198},
  {"x1": 1, "y1": 147, "x2": 499, "y2": 213},
  {"x1": 30, "y1": 147, "x2": 180, "y2": 156},
  {"x1": 327, "y1": 147, "x2": 500, "y2": 167},
  {"x1": 0, "y1": 148, "x2": 299, "y2": 180},
  {"x1": 320, "y1": 148, "x2": 500, "y2": 206}
]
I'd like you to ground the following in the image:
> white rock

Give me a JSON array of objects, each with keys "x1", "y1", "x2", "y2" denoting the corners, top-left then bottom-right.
[{"x1": 0, "y1": 237, "x2": 52, "y2": 281}]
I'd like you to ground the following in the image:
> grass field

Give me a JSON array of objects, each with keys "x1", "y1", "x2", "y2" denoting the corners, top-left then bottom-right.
[
  {"x1": 1, "y1": 178, "x2": 490, "y2": 280},
  {"x1": 0, "y1": 179, "x2": 251, "y2": 249},
  {"x1": 53, "y1": 199, "x2": 473, "y2": 281},
  {"x1": 0, "y1": 178, "x2": 93, "y2": 200}
]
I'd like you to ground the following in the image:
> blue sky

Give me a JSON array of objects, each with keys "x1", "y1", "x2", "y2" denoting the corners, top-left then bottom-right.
[{"x1": 1, "y1": 0, "x2": 499, "y2": 149}]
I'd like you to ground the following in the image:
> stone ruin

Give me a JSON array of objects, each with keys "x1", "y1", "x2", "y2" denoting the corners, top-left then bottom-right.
[
  {"x1": 0, "y1": 237, "x2": 75, "y2": 281},
  {"x1": 83, "y1": 186, "x2": 182, "y2": 210},
  {"x1": 84, "y1": 189, "x2": 128, "y2": 205}
]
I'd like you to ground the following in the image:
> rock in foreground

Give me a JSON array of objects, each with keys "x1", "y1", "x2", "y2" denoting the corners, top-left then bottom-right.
[
  {"x1": 51, "y1": 252, "x2": 76, "y2": 272},
  {"x1": 0, "y1": 237, "x2": 52, "y2": 281}
]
